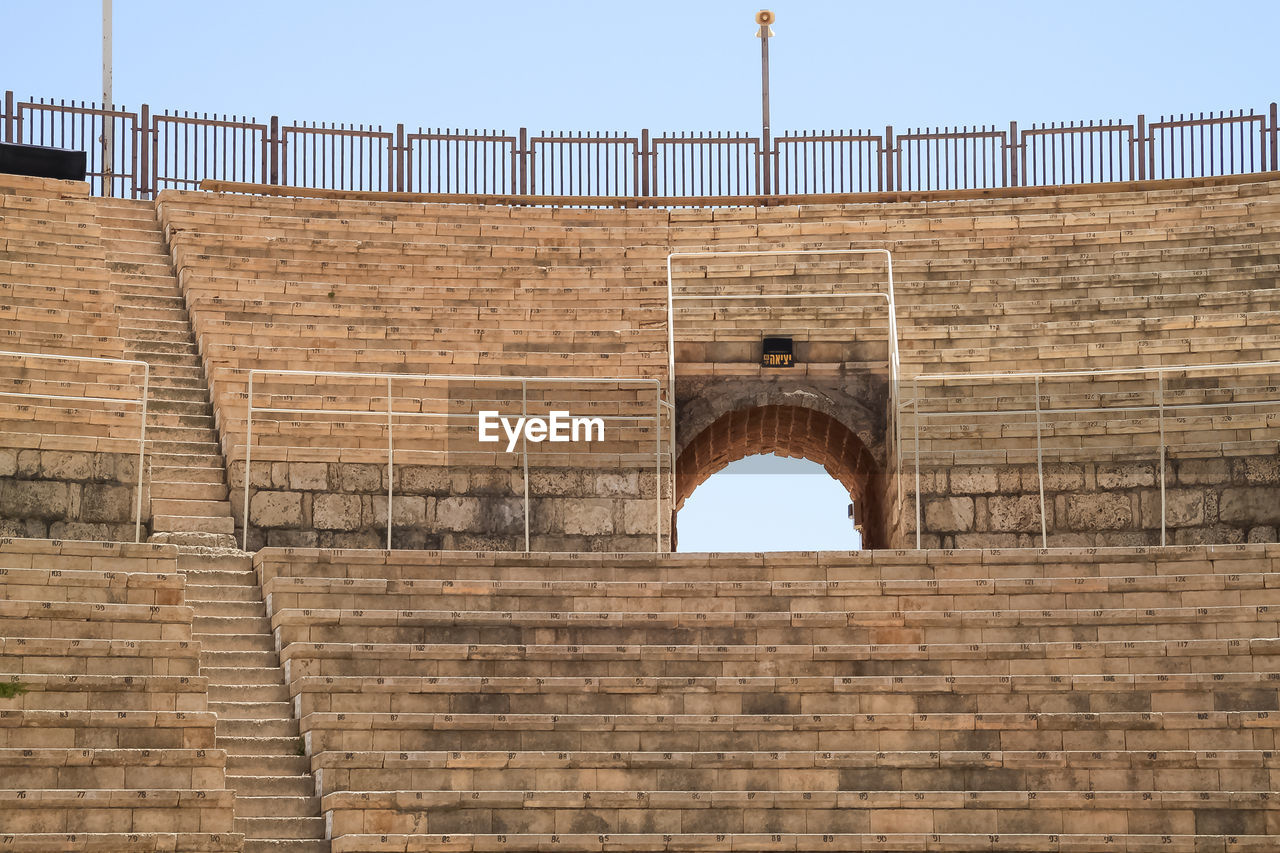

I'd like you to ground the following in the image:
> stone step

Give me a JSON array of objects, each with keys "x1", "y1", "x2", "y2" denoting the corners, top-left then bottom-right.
[
  {"x1": 152, "y1": 514, "x2": 235, "y2": 535},
  {"x1": 108, "y1": 254, "x2": 172, "y2": 273},
  {"x1": 197, "y1": 632, "x2": 275, "y2": 654},
  {"x1": 234, "y1": 795, "x2": 322, "y2": 818},
  {"x1": 130, "y1": 350, "x2": 202, "y2": 367},
  {"x1": 243, "y1": 840, "x2": 328, "y2": 853},
  {"x1": 234, "y1": 816, "x2": 326, "y2": 841},
  {"x1": 177, "y1": 551, "x2": 253, "y2": 572},
  {"x1": 153, "y1": 464, "x2": 227, "y2": 484},
  {"x1": 218, "y1": 718, "x2": 299, "y2": 739},
  {"x1": 212, "y1": 700, "x2": 295, "y2": 722},
  {"x1": 228, "y1": 775, "x2": 315, "y2": 798},
  {"x1": 218, "y1": 735, "x2": 305, "y2": 757},
  {"x1": 152, "y1": 497, "x2": 233, "y2": 518},
  {"x1": 148, "y1": 399, "x2": 213, "y2": 416},
  {"x1": 227, "y1": 754, "x2": 311, "y2": 775},
  {"x1": 191, "y1": 600, "x2": 268, "y2": 620},
  {"x1": 204, "y1": 650, "x2": 281, "y2": 669},
  {"x1": 150, "y1": 439, "x2": 226, "y2": 455},
  {"x1": 150, "y1": 529, "x2": 239, "y2": 548},
  {"x1": 118, "y1": 317, "x2": 190, "y2": 331},
  {"x1": 209, "y1": 682, "x2": 291, "y2": 703},
  {"x1": 124, "y1": 338, "x2": 198, "y2": 355},
  {"x1": 203, "y1": 665, "x2": 284, "y2": 687},
  {"x1": 151, "y1": 481, "x2": 227, "y2": 501},
  {"x1": 187, "y1": 582, "x2": 257, "y2": 601}
]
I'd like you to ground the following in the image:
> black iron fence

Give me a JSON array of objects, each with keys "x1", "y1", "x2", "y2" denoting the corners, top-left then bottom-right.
[{"x1": 3, "y1": 90, "x2": 1277, "y2": 199}]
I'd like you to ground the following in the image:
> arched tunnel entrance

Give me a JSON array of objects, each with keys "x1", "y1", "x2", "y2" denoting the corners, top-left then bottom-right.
[{"x1": 673, "y1": 404, "x2": 888, "y2": 549}]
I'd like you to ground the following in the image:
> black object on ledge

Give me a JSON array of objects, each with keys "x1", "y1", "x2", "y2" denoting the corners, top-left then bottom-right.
[{"x1": 0, "y1": 141, "x2": 88, "y2": 182}]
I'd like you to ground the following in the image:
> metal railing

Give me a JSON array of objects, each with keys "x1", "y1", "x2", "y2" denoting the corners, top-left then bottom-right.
[
  {"x1": 0, "y1": 350, "x2": 149, "y2": 542},
  {"x1": 241, "y1": 369, "x2": 669, "y2": 552},
  {"x1": 903, "y1": 361, "x2": 1280, "y2": 549},
  {"x1": 4, "y1": 90, "x2": 1276, "y2": 199}
]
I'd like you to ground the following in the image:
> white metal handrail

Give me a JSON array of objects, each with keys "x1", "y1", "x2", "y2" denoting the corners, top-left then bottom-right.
[
  {"x1": 0, "y1": 350, "x2": 150, "y2": 543},
  {"x1": 666, "y1": 249, "x2": 901, "y2": 517},
  {"x1": 903, "y1": 360, "x2": 1280, "y2": 549},
  {"x1": 242, "y1": 369, "x2": 668, "y2": 552}
]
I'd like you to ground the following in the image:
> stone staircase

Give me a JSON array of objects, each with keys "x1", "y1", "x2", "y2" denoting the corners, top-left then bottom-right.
[
  {"x1": 181, "y1": 548, "x2": 328, "y2": 853},
  {"x1": 97, "y1": 198, "x2": 237, "y2": 546}
]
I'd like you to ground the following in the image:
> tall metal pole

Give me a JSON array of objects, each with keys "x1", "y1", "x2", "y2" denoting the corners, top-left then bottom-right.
[
  {"x1": 755, "y1": 10, "x2": 774, "y2": 194},
  {"x1": 102, "y1": 0, "x2": 113, "y2": 197}
]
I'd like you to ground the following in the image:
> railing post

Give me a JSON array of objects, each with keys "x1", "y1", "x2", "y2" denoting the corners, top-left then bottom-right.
[
  {"x1": 640, "y1": 128, "x2": 650, "y2": 198},
  {"x1": 1157, "y1": 370, "x2": 1166, "y2": 547},
  {"x1": 1034, "y1": 375, "x2": 1047, "y2": 548},
  {"x1": 134, "y1": 365, "x2": 149, "y2": 544},
  {"x1": 2, "y1": 90, "x2": 12, "y2": 143},
  {"x1": 522, "y1": 380, "x2": 531, "y2": 552},
  {"x1": 883, "y1": 125, "x2": 895, "y2": 192},
  {"x1": 137, "y1": 103, "x2": 150, "y2": 199},
  {"x1": 386, "y1": 376, "x2": 393, "y2": 551},
  {"x1": 1136, "y1": 113, "x2": 1147, "y2": 181},
  {"x1": 913, "y1": 376, "x2": 921, "y2": 549},
  {"x1": 1270, "y1": 103, "x2": 1279, "y2": 173},
  {"x1": 243, "y1": 372, "x2": 253, "y2": 551},
  {"x1": 269, "y1": 116, "x2": 280, "y2": 185},
  {"x1": 654, "y1": 383, "x2": 661, "y2": 554},
  {"x1": 518, "y1": 127, "x2": 529, "y2": 195},
  {"x1": 393, "y1": 123, "x2": 405, "y2": 192},
  {"x1": 1008, "y1": 120, "x2": 1019, "y2": 187}
]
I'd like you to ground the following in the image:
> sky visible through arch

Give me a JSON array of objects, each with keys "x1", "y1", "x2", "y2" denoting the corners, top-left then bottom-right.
[{"x1": 3, "y1": 1, "x2": 1276, "y2": 551}]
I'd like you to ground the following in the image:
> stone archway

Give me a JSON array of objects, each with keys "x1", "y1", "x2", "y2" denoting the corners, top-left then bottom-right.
[{"x1": 674, "y1": 403, "x2": 888, "y2": 548}]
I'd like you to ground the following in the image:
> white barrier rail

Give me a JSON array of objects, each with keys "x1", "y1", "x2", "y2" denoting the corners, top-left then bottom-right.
[
  {"x1": 242, "y1": 369, "x2": 669, "y2": 552},
  {"x1": 903, "y1": 360, "x2": 1280, "y2": 549},
  {"x1": 0, "y1": 350, "x2": 150, "y2": 543}
]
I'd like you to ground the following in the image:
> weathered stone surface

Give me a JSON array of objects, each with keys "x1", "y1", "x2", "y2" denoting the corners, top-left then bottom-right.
[
  {"x1": 481, "y1": 497, "x2": 525, "y2": 535},
  {"x1": 1097, "y1": 463, "x2": 1155, "y2": 489},
  {"x1": 1248, "y1": 526, "x2": 1277, "y2": 543},
  {"x1": 0, "y1": 450, "x2": 15, "y2": 478},
  {"x1": 1220, "y1": 487, "x2": 1280, "y2": 525},
  {"x1": 337, "y1": 463, "x2": 382, "y2": 493},
  {"x1": 16, "y1": 450, "x2": 40, "y2": 477},
  {"x1": 399, "y1": 466, "x2": 451, "y2": 495},
  {"x1": 529, "y1": 469, "x2": 583, "y2": 496},
  {"x1": 313, "y1": 493, "x2": 362, "y2": 530},
  {"x1": 1239, "y1": 456, "x2": 1280, "y2": 485},
  {"x1": 1025, "y1": 464, "x2": 1084, "y2": 492},
  {"x1": 986, "y1": 495, "x2": 1043, "y2": 532},
  {"x1": 949, "y1": 467, "x2": 998, "y2": 495},
  {"x1": 435, "y1": 496, "x2": 482, "y2": 532},
  {"x1": 1176, "y1": 458, "x2": 1229, "y2": 486},
  {"x1": 289, "y1": 463, "x2": 329, "y2": 491},
  {"x1": 1066, "y1": 493, "x2": 1132, "y2": 530},
  {"x1": 41, "y1": 450, "x2": 94, "y2": 481},
  {"x1": 0, "y1": 480, "x2": 70, "y2": 519},
  {"x1": 562, "y1": 499, "x2": 615, "y2": 535},
  {"x1": 372, "y1": 495, "x2": 428, "y2": 527},
  {"x1": 595, "y1": 471, "x2": 639, "y2": 496},
  {"x1": 924, "y1": 497, "x2": 975, "y2": 533},
  {"x1": 249, "y1": 491, "x2": 303, "y2": 527},
  {"x1": 1140, "y1": 488, "x2": 1205, "y2": 528},
  {"x1": 622, "y1": 499, "x2": 658, "y2": 535},
  {"x1": 81, "y1": 484, "x2": 132, "y2": 523}
]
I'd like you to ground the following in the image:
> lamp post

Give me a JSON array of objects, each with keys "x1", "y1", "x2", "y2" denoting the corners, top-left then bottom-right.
[
  {"x1": 102, "y1": 0, "x2": 113, "y2": 197},
  {"x1": 755, "y1": 10, "x2": 775, "y2": 194}
]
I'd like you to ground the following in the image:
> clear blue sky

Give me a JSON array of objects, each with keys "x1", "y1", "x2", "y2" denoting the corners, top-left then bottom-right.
[{"x1": 4, "y1": 0, "x2": 1276, "y2": 551}]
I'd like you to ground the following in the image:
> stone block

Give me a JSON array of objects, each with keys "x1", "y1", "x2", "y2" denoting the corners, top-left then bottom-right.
[
  {"x1": 986, "y1": 495, "x2": 1043, "y2": 532},
  {"x1": 594, "y1": 471, "x2": 639, "y2": 496},
  {"x1": 924, "y1": 497, "x2": 974, "y2": 533},
  {"x1": 372, "y1": 494, "x2": 428, "y2": 527},
  {"x1": 1024, "y1": 463, "x2": 1084, "y2": 492},
  {"x1": 1220, "y1": 486, "x2": 1280, "y2": 525},
  {"x1": 435, "y1": 496, "x2": 482, "y2": 532},
  {"x1": 1097, "y1": 463, "x2": 1155, "y2": 489},
  {"x1": 337, "y1": 463, "x2": 383, "y2": 493},
  {"x1": 249, "y1": 491, "x2": 303, "y2": 527},
  {"x1": 81, "y1": 484, "x2": 132, "y2": 523},
  {"x1": 399, "y1": 466, "x2": 451, "y2": 496},
  {"x1": 529, "y1": 469, "x2": 584, "y2": 496},
  {"x1": 949, "y1": 467, "x2": 998, "y2": 495},
  {"x1": 622, "y1": 499, "x2": 658, "y2": 535},
  {"x1": 1176, "y1": 458, "x2": 1229, "y2": 486},
  {"x1": 1066, "y1": 493, "x2": 1132, "y2": 530},
  {"x1": 16, "y1": 450, "x2": 40, "y2": 477},
  {"x1": 1141, "y1": 488, "x2": 1204, "y2": 528},
  {"x1": 1248, "y1": 526, "x2": 1277, "y2": 543},
  {"x1": 1239, "y1": 455, "x2": 1280, "y2": 485},
  {"x1": 0, "y1": 480, "x2": 69, "y2": 519},
  {"x1": 481, "y1": 497, "x2": 525, "y2": 535},
  {"x1": 40, "y1": 450, "x2": 94, "y2": 481},
  {"x1": 562, "y1": 499, "x2": 615, "y2": 535},
  {"x1": 289, "y1": 463, "x2": 329, "y2": 491},
  {"x1": 0, "y1": 450, "x2": 15, "y2": 477},
  {"x1": 313, "y1": 493, "x2": 362, "y2": 530}
]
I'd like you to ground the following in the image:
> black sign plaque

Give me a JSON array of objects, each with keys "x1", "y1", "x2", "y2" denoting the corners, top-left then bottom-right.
[{"x1": 761, "y1": 336, "x2": 794, "y2": 368}]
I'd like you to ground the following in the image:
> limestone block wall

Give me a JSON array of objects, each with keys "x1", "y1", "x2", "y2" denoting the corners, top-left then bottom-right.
[
  {"x1": 230, "y1": 459, "x2": 667, "y2": 552},
  {"x1": 0, "y1": 448, "x2": 144, "y2": 542},
  {"x1": 907, "y1": 455, "x2": 1280, "y2": 548}
]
